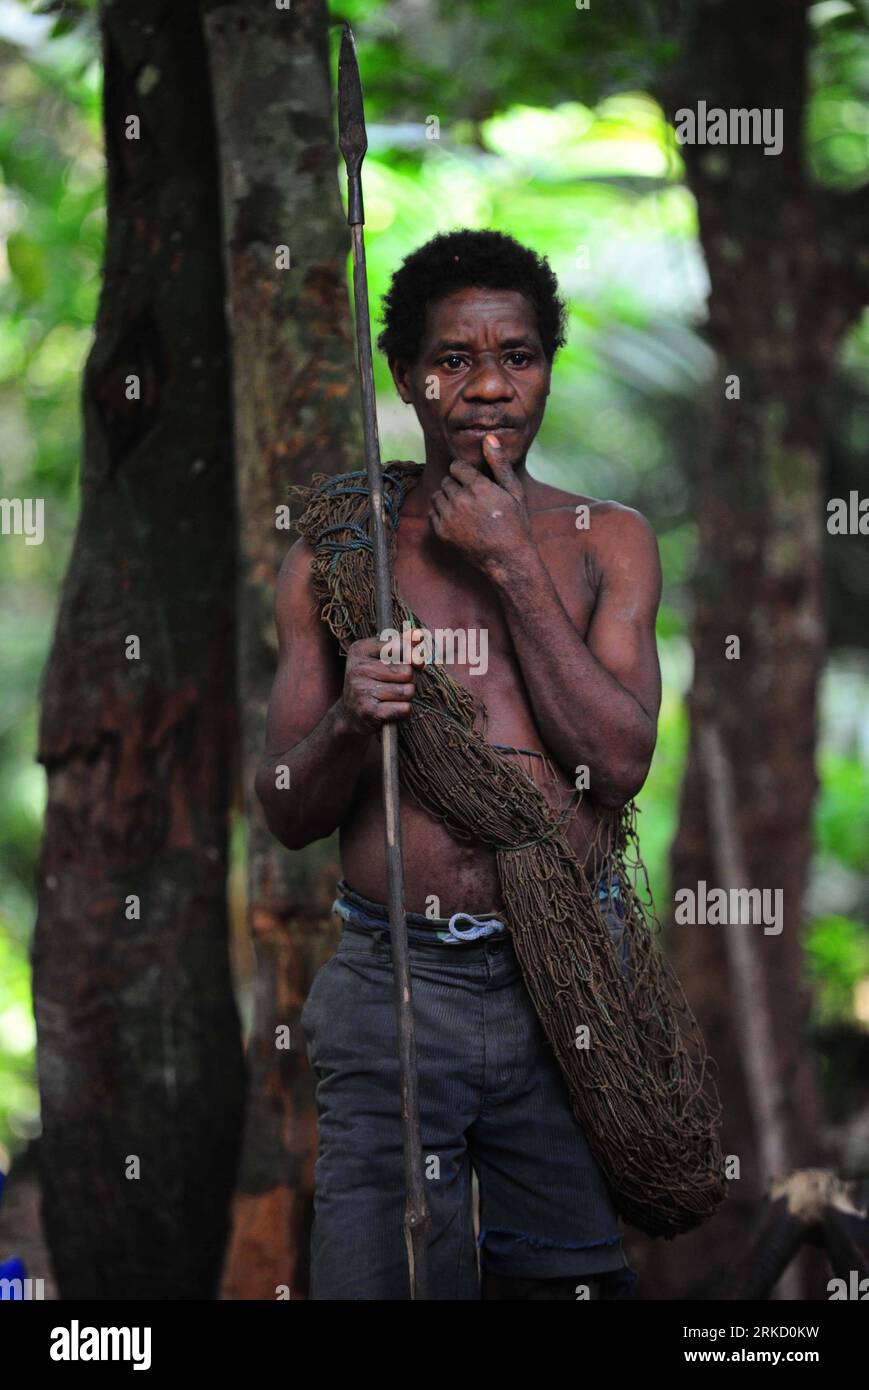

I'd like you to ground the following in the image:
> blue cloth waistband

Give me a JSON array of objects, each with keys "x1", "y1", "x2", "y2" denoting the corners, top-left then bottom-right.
[
  {"x1": 334, "y1": 876, "x2": 623, "y2": 948},
  {"x1": 334, "y1": 880, "x2": 509, "y2": 945}
]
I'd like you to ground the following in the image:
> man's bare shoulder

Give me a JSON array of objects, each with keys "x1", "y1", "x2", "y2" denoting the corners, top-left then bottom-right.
[
  {"x1": 277, "y1": 534, "x2": 315, "y2": 583},
  {"x1": 275, "y1": 536, "x2": 320, "y2": 624},
  {"x1": 527, "y1": 475, "x2": 659, "y2": 550}
]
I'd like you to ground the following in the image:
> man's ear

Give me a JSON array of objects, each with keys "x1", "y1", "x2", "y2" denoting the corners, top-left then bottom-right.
[{"x1": 389, "y1": 356, "x2": 413, "y2": 404}]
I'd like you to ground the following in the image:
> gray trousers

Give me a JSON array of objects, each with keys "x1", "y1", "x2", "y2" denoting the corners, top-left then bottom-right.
[{"x1": 301, "y1": 880, "x2": 639, "y2": 1301}]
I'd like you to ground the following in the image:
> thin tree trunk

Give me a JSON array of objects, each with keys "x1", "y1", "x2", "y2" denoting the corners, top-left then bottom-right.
[
  {"x1": 33, "y1": 0, "x2": 244, "y2": 1298},
  {"x1": 698, "y1": 718, "x2": 799, "y2": 1299},
  {"x1": 644, "y1": 0, "x2": 868, "y2": 1298},
  {"x1": 201, "y1": 0, "x2": 361, "y2": 1300}
]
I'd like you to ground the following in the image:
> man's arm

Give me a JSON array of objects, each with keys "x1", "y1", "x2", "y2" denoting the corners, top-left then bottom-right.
[
  {"x1": 255, "y1": 538, "x2": 419, "y2": 849},
  {"x1": 487, "y1": 506, "x2": 662, "y2": 807},
  {"x1": 429, "y1": 437, "x2": 662, "y2": 808},
  {"x1": 255, "y1": 539, "x2": 368, "y2": 849}
]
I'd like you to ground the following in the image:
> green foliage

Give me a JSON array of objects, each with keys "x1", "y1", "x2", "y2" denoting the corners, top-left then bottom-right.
[
  {"x1": 0, "y1": 3, "x2": 103, "y2": 1153},
  {"x1": 0, "y1": 916, "x2": 38, "y2": 1149},
  {"x1": 330, "y1": 0, "x2": 664, "y2": 119},
  {"x1": 808, "y1": 0, "x2": 869, "y2": 188},
  {"x1": 814, "y1": 753, "x2": 869, "y2": 871},
  {"x1": 634, "y1": 648, "x2": 690, "y2": 911},
  {"x1": 805, "y1": 914, "x2": 869, "y2": 1025}
]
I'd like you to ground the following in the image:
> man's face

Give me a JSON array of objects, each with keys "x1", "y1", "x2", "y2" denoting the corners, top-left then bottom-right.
[{"x1": 389, "y1": 287, "x2": 551, "y2": 475}]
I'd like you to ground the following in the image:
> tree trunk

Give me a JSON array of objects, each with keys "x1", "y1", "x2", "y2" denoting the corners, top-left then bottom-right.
[
  {"x1": 201, "y1": 0, "x2": 361, "y2": 1300},
  {"x1": 642, "y1": 0, "x2": 868, "y2": 1298},
  {"x1": 33, "y1": 0, "x2": 244, "y2": 1298}
]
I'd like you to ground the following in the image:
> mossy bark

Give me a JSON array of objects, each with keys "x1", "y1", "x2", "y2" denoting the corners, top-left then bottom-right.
[{"x1": 201, "y1": 0, "x2": 361, "y2": 1299}]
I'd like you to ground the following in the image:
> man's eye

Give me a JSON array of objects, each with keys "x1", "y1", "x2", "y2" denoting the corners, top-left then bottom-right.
[
  {"x1": 506, "y1": 351, "x2": 531, "y2": 366},
  {"x1": 440, "y1": 355, "x2": 466, "y2": 369}
]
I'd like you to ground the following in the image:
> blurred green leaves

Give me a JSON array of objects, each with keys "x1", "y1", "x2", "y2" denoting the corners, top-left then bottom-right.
[
  {"x1": 806, "y1": 914, "x2": 869, "y2": 1025},
  {"x1": 0, "y1": 1, "x2": 103, "y2": 1154},
  {"x1": 6, "y1": 231, "x2": 47, "y2": 300},
  {"x1": 815, "y1": 753, "x2": 869, "y2": 872},
  {"x1": 808, "y1": 0, "x2": 869, "y2": 188}
]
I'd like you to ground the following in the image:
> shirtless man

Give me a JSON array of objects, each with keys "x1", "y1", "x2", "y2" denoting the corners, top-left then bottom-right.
[{"x1": 256, "y1": 229, "x2": 662, "y2": 1301}]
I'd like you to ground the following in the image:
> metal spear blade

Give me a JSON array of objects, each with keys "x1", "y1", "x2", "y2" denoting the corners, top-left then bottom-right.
[{"x1": 338, "y1": 22, "x2": 367, "y2": 177}]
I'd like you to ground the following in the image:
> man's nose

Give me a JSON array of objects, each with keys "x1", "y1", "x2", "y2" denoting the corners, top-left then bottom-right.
[{"x1": 462, "y1": 356, "x2": 515, "y2": 399}]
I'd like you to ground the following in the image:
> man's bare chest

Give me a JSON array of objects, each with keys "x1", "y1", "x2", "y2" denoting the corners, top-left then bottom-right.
[{"x1": 391, "y1": 519, "x2": 599, "y2": 684}]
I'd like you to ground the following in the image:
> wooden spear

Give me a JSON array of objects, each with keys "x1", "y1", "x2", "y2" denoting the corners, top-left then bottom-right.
[{"x1": 336, "y1": 20, "x2": 432, "y2": 1300}]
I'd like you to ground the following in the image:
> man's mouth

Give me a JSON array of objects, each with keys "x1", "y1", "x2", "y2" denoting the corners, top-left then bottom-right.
[{"x1": 456, "y1": 425, "x2": 518, "y2": 438}]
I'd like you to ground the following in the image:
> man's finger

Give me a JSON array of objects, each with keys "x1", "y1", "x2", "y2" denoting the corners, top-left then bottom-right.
[
  {"x1": 482, "y1": 432, "x2": 521, "y2": 495},
  {"x1": 409, "y1": 629, "x2": 428, "y2": 667},
  {"x1": 354, "y1": 636, "x2": 389, "y2": 658},
  {"x1": 447, "y1": 459, "x2": 478, "y2": 485},
  {"x1": 364, "y1": 660, "x2": 415, "y2": 681}
]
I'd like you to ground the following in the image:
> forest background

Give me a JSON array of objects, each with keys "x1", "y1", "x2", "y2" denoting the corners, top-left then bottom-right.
[{"x1": 0, "y1": 0, "x2": 867, "y2": 1299}]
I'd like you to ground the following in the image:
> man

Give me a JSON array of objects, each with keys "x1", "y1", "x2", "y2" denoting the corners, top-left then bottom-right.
[{"x1": 256, "y1": 228, "x2": 662, "y2": 1300}]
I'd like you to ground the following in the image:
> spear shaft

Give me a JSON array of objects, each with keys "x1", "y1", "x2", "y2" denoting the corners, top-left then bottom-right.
[{"x1": 337, "y1": 21, "x2": 431, "y2": 1300}]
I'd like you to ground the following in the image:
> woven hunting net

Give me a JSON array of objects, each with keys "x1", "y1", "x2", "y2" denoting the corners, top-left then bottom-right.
[{"x1": 290, "y1": 460, "x2": 727, "y2": 1239}]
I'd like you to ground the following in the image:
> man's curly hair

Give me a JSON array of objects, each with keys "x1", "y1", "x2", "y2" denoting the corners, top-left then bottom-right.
[{"x1": 376, "y1": 228, "x2": 568, "y2": 367}]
